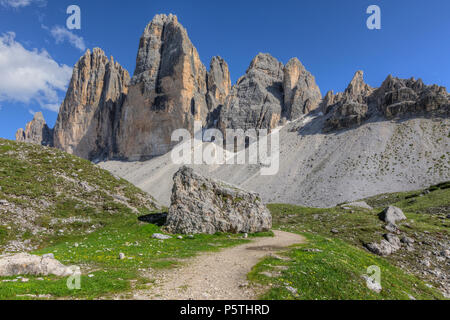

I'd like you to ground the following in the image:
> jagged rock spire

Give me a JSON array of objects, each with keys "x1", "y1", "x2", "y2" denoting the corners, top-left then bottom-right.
[{"x1": 15, "y1": 112, "x2": 53, "y2": 146}]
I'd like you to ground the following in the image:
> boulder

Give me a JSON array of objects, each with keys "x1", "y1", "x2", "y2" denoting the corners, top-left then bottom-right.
[
  {"x1": 0, "y1": 253, "x2": 72, "y2": 277},
  {"x1": 380, "y1": 206, "x2": 407, "y2": 225},
  {"x1": 165, "y1": 166, "x2": 272, "y2": 234}
]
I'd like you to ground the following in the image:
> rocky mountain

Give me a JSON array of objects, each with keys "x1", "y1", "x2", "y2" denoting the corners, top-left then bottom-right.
[
  {"x1": 15, "y1": 14, "x2": 321, "y2": 160},
  {"x1": 15, "y1": 112, "x2": 53, "y2": 147},
  {"x1": 52, "y1": 48, "x2": 130, "y2": 160},
  {"x1": 13, "y1": 13, "x2": 450, "y2": 207},
  {"x1": 323, "y1": 71, "x2": 449, "y2": 132}
]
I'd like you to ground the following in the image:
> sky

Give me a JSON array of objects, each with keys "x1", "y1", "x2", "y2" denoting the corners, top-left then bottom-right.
[{"x1": 0, "y1": 0, "x2": 449, "y2": 140}]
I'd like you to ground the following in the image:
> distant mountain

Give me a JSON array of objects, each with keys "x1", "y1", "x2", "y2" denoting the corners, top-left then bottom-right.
[{"x1": 15, "y1": 14, "x2": 449, "y2": 207}]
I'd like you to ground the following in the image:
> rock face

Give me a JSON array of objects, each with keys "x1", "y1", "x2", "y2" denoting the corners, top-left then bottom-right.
[
  {"x1": 14, "y1": 13, "x2": 450, "y2": 163},
  {"x1": 165, "y1": 166, "x2": 272, "y2": 234},
  {"x1": 0, "y1": 253, "x2": 72, "y2": 277},
  {"x1": 15, "y1": 112, "x2": 53, "y2": 146},
  {"x1": 218, "y1": 53, "x2": 285, "y2": 131},
  {"x1": 115, "y1": 14, "x2": 209, "y2": 160},
  {"x1": 53, "y1": 48, "x2": 130, "y2": 160},
  {"x1": 324, "y1": 71, "x2": 374, "y2": 132},
  {"x1": 206, "y1": 56, "x2": 231, "y2": 126},
  {"x1": 373, "y1": 75, "x2": 450, "y2": 119},
  {"x1": 324, "y1": 71, "x2": 449, "y2": 132},
  {"x1": 283, "y1": 58, "x2": 322, "y2": 120}
]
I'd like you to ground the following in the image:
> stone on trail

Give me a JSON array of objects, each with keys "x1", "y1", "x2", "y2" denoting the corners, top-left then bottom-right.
[
  {"x1": 164, "y1": 166, "x2": 272, "y2": 235},
  {"x1": 0, "y1": 253, "x2": 72, "y2": 277}
]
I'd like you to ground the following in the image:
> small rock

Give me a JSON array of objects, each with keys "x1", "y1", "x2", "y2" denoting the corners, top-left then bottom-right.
[
  {"x1": 441, "y1": 250, "x2": 450, "y2": 259},
  {"x1": 331, "y1": 229, "x2": 339, "y2": 234},
  {"x1": 152, "y1": 233, "x2": 172, "y2": 240},
  {"x1": 285, "y1": 286, "x2": 298, "y2": 295},
  {"x1": 188, "y1": 235, "x2": 194, "y2": 239},
  {"x1": 302, "y1": 248, "x2": 323, "y2": 253},
  {"x1": 243, "y1": 233, "x2": 248, "y2": 239},
  {"x1": 401, "y1": 236, "x2": 415, "y2": 245},
  {"x1": 342, "y1": 201, "x2": 373, "y2": 210},
  {"x1": 88, "y1": 274, "x2": 94, "y2": 278},
  {"x1": 21, "y1": 278, "x2": 29, "y2": 283},
  {"x1": 118, "y1": 253, "x2": 125, "y2": 260},
  {"x1": 362, "y1": 275, "x2": 382, "y2": 293},
  {"x1": 385, "y1": 223, "x2": 399, "y2": 233},
  {"x1": 177, "y1": 236, "x2": 183, "y2": 240}
]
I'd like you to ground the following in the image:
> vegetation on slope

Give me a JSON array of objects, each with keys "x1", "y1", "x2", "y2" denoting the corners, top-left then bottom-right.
[
  {"x1": 0, "y1": 139, "x2": 263, "y2": 299},
  {"x1": 249, "y1": 183, "x2": 449, "y2": 300}
]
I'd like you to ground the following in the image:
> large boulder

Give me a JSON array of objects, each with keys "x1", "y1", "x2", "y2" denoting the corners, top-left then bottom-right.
[
  {"x1": 0, "y1": 253, "x2": 72, "y2": 277},
  {"x1": 380, "y1": 206, "x2": 407, "y2": 225},
  {"x1": 165, "y1": 166, "x2": 272, "y2": 234}
]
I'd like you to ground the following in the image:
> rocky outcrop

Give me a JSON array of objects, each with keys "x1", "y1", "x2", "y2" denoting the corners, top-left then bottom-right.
[
  {"x1": 324, "y1": 71, "x2": 449, "y2": 132},
  {"x1": 165, "y1": 166, "x2": 272, "y2": 234},
  {"x1": 53, "y1": 48, "x2": 130, "y2": 160},
  {"x1": 283, "y1": 58, "x2": 322, "y2": 120},
  {"x1": 372, "y1": 75, "x2": 450, "y2": 119},
  {"x1": 218, "y1": 53, "x2": 284, "y2": 131},
  {"x1": 365, "y1": 233, "x2": 402, "y2": 256},
  {"x1": 380, "y1": 206, "x2": 407, "y2": 225},
  {"x1": 324, "y1": 71, "x2": 373, "y2": 132},
  {"x1": 15, "y1": 112, "x2": 53, "y2": 146},
  {"x1": 115, "y1": 14, "x2": 209, "y2": 160},
  {"x1": 0, "y1": 253, "x2": 72, "y2": 277}
]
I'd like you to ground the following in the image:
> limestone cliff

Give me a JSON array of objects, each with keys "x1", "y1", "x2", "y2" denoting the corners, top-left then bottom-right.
[
  {"x1": 53, "y1": 48, "x2": 130, "y2": 160},
  {"x1": 218, "y1": 53, "x2": 285, "y2": 131},
  {"x1": 115, "y1": 14, "x2": 209, "y2": 160},
  {"x1": 324, "y1": 71, "x2": 449, "y2": 132},
  {"x1": 15, "y1": 112, "x2": 53, "y2": 146},
  {"x1": 283, "y1": 58, "x2": 322, "y2": 120}
]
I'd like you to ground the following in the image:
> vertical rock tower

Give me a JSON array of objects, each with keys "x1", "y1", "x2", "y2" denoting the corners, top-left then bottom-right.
[
  {"x1": 115, "y1": 14, "x2": 211, "y2": 160},
  {"x1": 53, "y1": 48, "x2": 130, "y2": 160}
]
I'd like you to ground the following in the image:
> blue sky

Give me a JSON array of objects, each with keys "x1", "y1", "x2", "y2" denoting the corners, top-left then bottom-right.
[{"x1": 1, "y1": 0, "x2": 449, "y2": 140}]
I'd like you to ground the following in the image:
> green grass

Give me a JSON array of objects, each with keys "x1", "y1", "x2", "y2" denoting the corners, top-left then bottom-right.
[
  {"x1": 0, "y1": 214, "x2": 269, "y2": 300},
  {"x1": 249, "y1": 233, "x2": 444, "y2": 300},
  {"x1": 252, "y1": 182, "x2": 450, "y2": 300}
]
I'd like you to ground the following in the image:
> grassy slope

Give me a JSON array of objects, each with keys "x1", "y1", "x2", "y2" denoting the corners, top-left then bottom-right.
[
  {"x1": 0, "y1": 139, "x2": 265, "y2": 300},
  {"x1": 249, "y1": 183, "x2": 449, "y2": 300}
]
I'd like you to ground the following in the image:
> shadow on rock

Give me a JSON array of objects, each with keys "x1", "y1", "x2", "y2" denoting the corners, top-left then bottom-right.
[{"x1": 138, "y1": 213, "x2": 168, "y2": 226}]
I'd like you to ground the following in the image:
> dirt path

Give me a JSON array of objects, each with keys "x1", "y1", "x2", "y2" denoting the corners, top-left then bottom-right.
[{"x1": 131, "y1": 230, "x2": 305, "y2": 300}]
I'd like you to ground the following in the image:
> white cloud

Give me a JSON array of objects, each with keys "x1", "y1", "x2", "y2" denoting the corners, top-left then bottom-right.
[
  {"x1": 0, "y1": 0, "x2": 46, "y2": 8},
  {"x1": 50, "y1": 25, "x2": 86, "y2": 52},
  {"x1": 0, "y1": 32, "x2": 72, "y2": 112}
]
